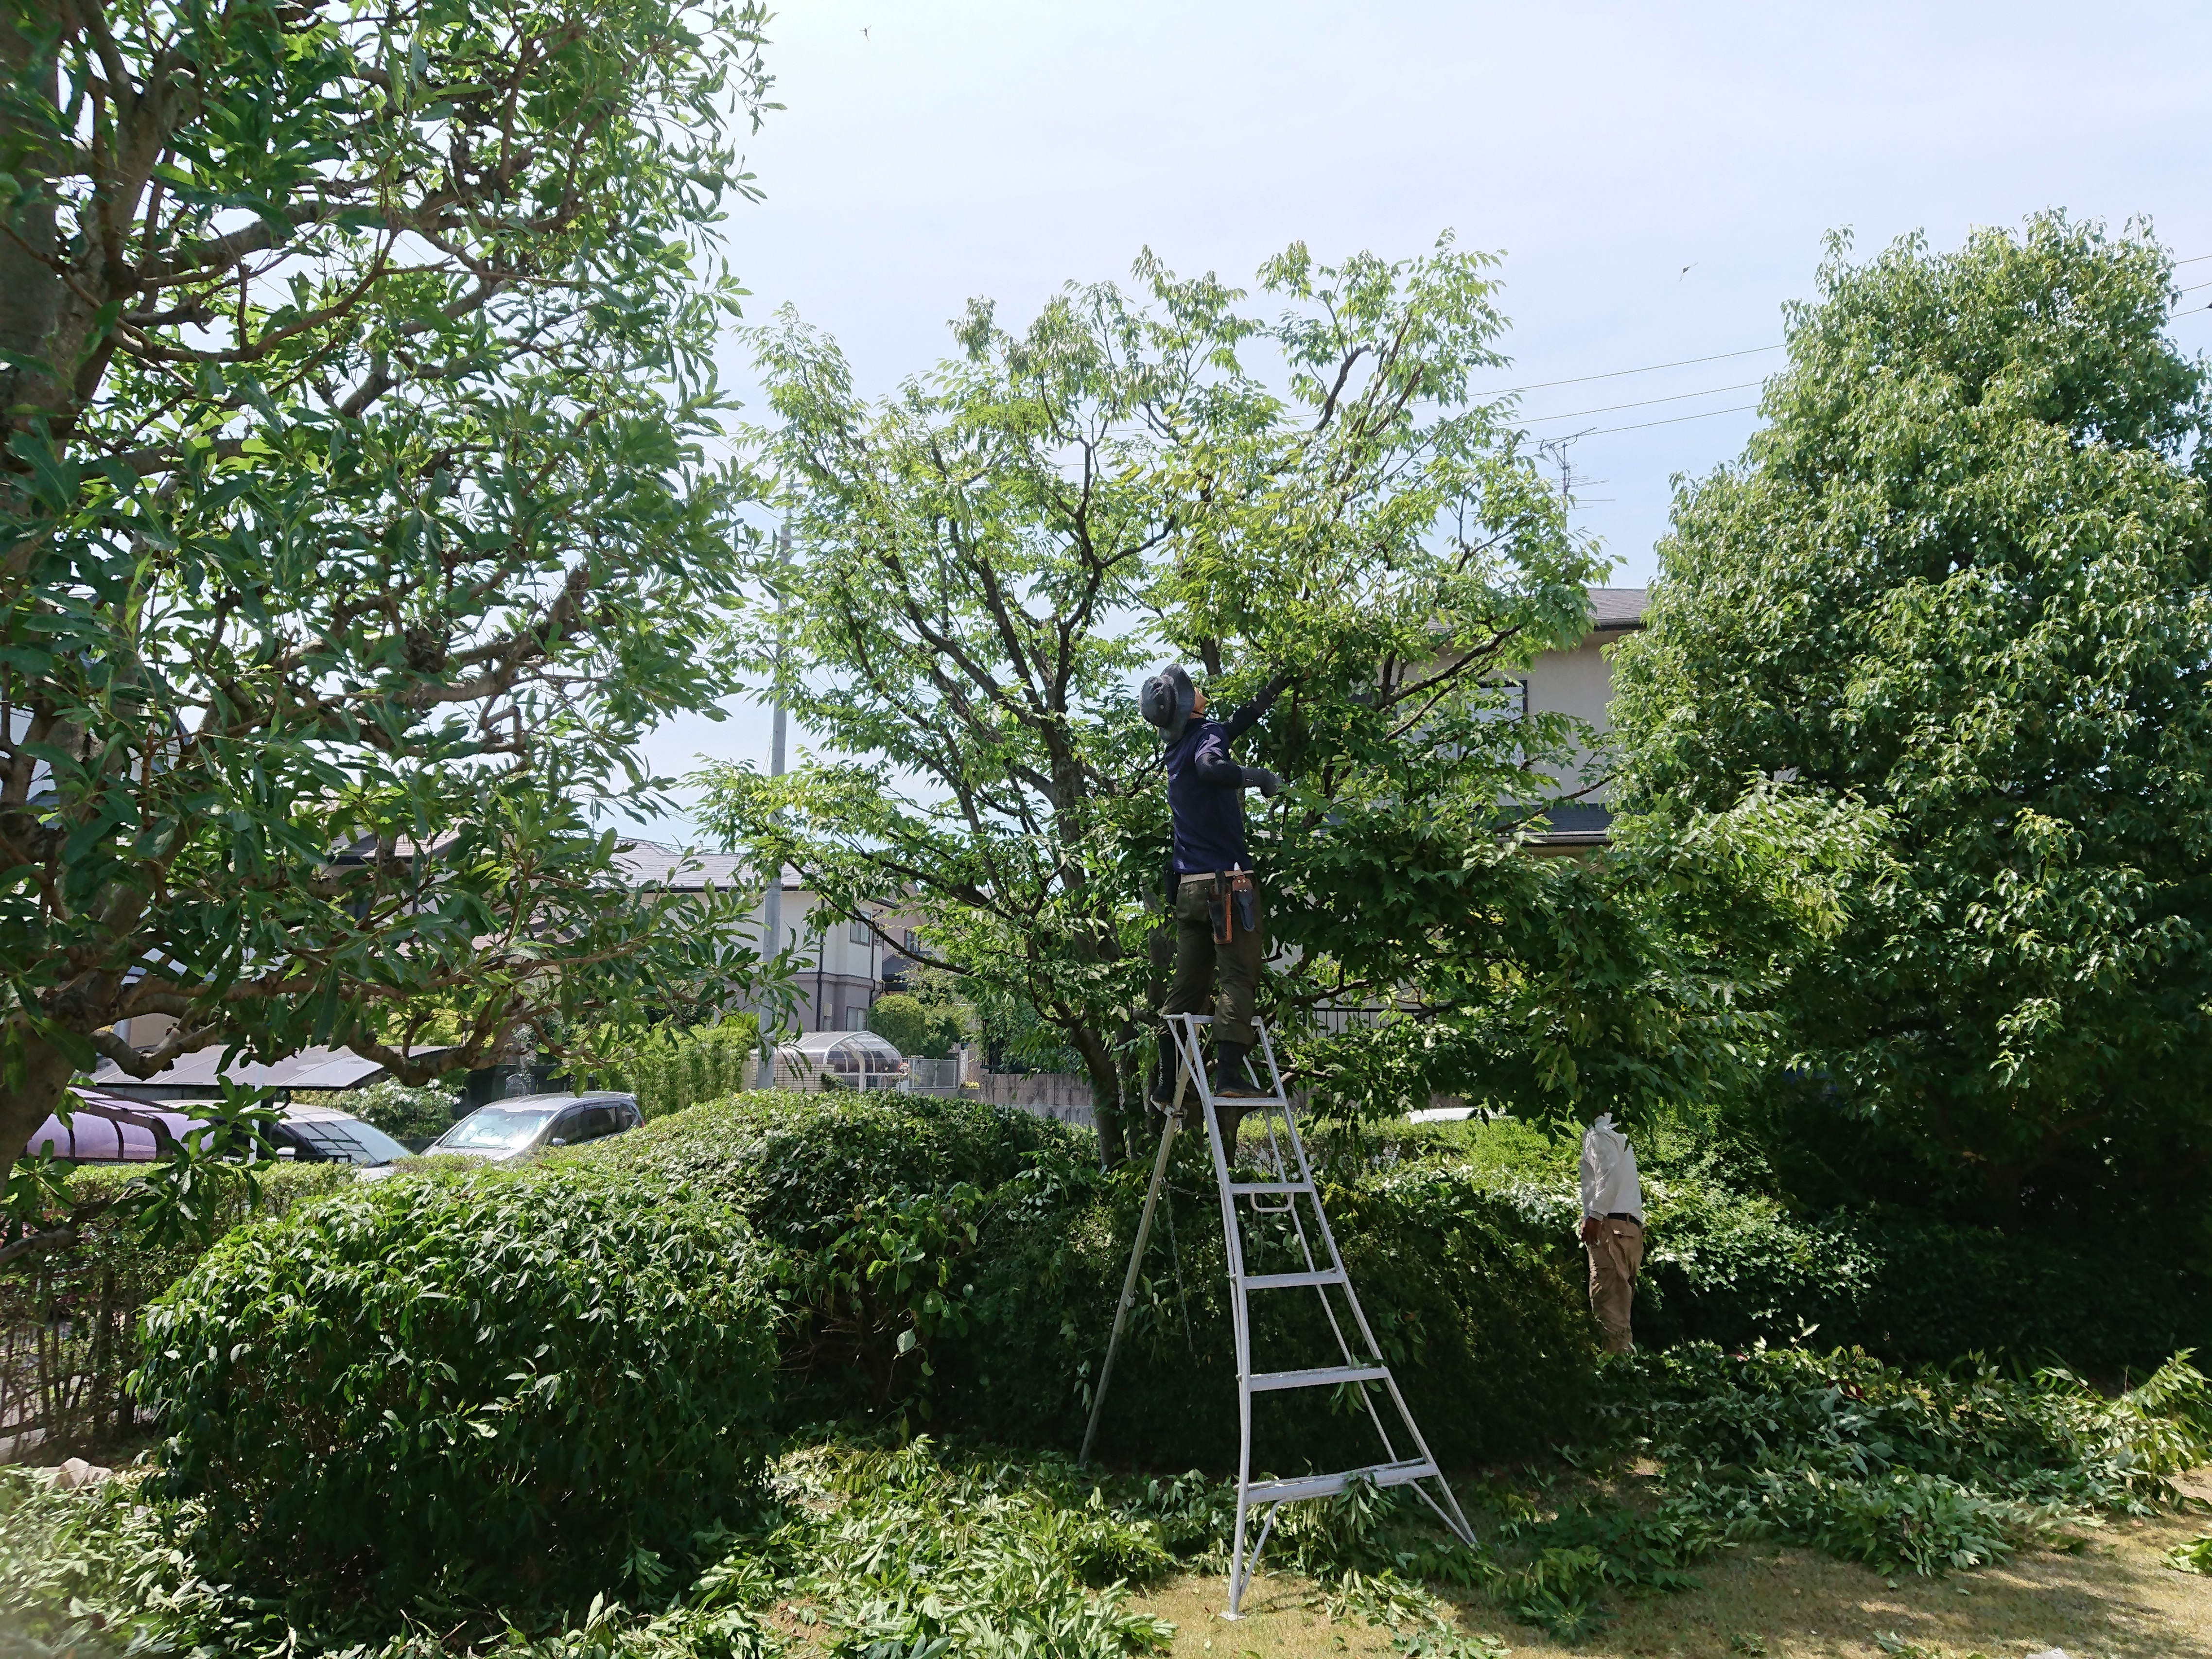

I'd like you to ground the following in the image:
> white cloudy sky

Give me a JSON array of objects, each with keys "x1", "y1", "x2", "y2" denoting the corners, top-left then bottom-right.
[{"x1": 626, "y1": 0, "x2": 2212, "y2": 837}]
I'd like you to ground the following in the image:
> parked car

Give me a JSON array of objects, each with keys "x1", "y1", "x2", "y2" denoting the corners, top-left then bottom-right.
[
  {"x1": 271, "y1": 1103, "x2": 415, "y2": 1170},
  {"x1": 423, "y1": 1092, "x2": 642, "y2": 1164}
]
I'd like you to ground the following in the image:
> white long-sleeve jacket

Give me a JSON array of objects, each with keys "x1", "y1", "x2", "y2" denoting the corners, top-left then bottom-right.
[{"x1": 1580, "y1": 1113, "x2": 1644, "y2": 1224}]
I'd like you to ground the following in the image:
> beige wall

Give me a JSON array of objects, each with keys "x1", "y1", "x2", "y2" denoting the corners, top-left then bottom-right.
[{"x1": 1523, "y1": 633, "x2": 1621, "y2": 798}]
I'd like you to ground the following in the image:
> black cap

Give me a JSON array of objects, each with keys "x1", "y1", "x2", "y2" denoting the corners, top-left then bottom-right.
[{"x1": 1139, "y1": 663, "x2": 1197, "y2": 743}]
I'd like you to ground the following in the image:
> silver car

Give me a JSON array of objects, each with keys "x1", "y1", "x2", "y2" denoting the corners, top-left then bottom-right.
[{"x1": 424, "y1": 1092, "x2": 642, "y2": 1163}]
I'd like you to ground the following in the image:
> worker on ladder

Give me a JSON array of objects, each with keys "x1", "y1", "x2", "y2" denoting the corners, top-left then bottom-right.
[{"x1": 1139, "y1": 663, "x2": 1288, "y2": 1114}]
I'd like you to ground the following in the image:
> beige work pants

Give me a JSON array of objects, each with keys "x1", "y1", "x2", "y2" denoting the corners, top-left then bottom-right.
[{"x1": 1587, "y1": 1218, "x2": 1644, "y2": 1354}]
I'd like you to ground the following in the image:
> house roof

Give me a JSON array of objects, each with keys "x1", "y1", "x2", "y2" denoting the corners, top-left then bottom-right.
[
  {"x1": 1587, "y1": 587, "x2": 1649, "y2": 631},
  {"x1": 89, "y1": 1044, "x2": 413, "y2": 1096},
  {"x1": 614, "y1": 840, "x2": 807, "y2": 892},
  {"x1": 613, "y1": 840, "x2": 750, "y2": 891}
]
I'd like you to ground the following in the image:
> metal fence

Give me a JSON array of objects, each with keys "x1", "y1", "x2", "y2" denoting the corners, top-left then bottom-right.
[{"x1": 906, "y1": 1058, "x2": 964, "y2": 1095}]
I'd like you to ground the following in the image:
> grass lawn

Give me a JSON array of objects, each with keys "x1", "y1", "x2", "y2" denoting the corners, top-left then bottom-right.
[{"x1": 1126, "y1": 1472, "x2": 2212, "y2": 1659}]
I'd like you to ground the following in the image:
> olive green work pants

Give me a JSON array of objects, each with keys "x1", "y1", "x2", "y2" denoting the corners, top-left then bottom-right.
[{"x1": 1161, "y1": 876, "x2": 1264, "y2": 1051}]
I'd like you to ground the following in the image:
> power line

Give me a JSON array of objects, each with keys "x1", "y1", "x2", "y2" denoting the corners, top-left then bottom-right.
[
  {"x1": 1574, "y1": 402, "x2": 1760, "y2": 437},
  {"x1": 1482, "y1": 252, "x2": 2212, "y2": 401},
  {"x1": 1518, "y1": 378, "x2": 1766, "y2": 424},
  {"x1": 1477, "y1": 344, "x2": 1782, "y2": 397}
]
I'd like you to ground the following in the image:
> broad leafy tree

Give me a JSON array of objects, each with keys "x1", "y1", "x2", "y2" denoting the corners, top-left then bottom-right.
[
  {"x1": 0, "y1": 0, "x2": 785, "y2": 1181},
  {"x1": 698, "y1": 241, "x2": 1818, "y2": 1163},
  {"x1": 1613, "y1": 216, "x2": 2212, "y2": 1216}
]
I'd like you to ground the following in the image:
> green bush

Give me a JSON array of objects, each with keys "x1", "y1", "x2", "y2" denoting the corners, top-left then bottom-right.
[
  {"x1": 1, "y1": 1161, "x2": 358, "y2": 1453},
  {"x1": 1626, "y1": 1135, "x2": 2212, "y2": 1372},
  {"x1": 576, "y1": 1092, "x2": 1080, "y2": 1426},
  {"x1": 1372, "y1": 1112, "x2": 2212, "y2": 1376},
  {"x1": 575, "y1": 1095, "x2": 1598, "y2": 1464},
  {"x1": 950, "y1": 1141, "x2": 1599, "y2": 1471},
  {"x1": 132, "y1": 1164, "x2": 778, "y2": 1603},
  {"x1": 296, "y1": 1078, "x2": 457, "y2": 1144},
  {"x1": 576, "y1": 1090, "x2": 1080, "y2": 1248},
  {"x1": 866, "y1": 991, "x2": 968, "y2": 1059},
  {"x1": 580, "y1": 1016, "x2": 763, "y2": 1119},
  {"x1": 1604, "y1": 1343, "x2": 2212, "y2": 1575}
]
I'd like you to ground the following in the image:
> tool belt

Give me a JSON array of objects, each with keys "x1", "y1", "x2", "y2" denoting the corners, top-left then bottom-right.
[{"x1": 1182, "y1": 868, "x2": 1257, "y2": 944}]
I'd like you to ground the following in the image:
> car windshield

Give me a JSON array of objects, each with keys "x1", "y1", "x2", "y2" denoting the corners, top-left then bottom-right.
[
  {"x1": 287, "y1": 1117, "x2": 414, "y2": 1166},
  {"x1": 438, "y1": 1106, "x2": 558, "y2": 1151}
]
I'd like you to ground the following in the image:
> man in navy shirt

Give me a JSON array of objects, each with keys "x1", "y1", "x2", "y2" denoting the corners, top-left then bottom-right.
[{"x1": 1139, "y1": 662, "x2": 1287, "y2": 1107}]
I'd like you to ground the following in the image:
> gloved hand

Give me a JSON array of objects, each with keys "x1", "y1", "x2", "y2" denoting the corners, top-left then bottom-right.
[{"x1": 1242, "y1": 766, "x2": 1285, "y2": 798}]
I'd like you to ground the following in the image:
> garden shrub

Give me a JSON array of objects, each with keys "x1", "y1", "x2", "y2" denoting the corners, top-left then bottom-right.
[
  {"x1": 574, "y1": 1095, "x2": 1598, "y2": 1465},
  {"x1": 1378, "y1": 1112, "x2": 2212, "y2": 1375},
  {"x1": 579, "y1": 1017, "x2": 765, "y2": 1119},
  {"x1": 132, "y1": 1163, "x2": 778, "y2": 1604},
  {"x1": 866, "y1": 990, "x2": 969, "y2": 1059},
  {"x1": 942, "y1": 1139, "x2": 1600, "y2": 1470},
  {"x1": 1602, "y1": 1342, "x2": 2212, "y2": 1575},
  {"x1": 575, "y1": 1093, "x2": 1081, "y2": 1427},
  {"x1": 576, "y1": 1090, "x2": 1080, "y2": 1248},
  {"x1": 0, "y1": 1161, "x2": 357, "y2": 1454},
  {"x1": 296, "y1": 1078, "x2": 458, "y2": 1145}
]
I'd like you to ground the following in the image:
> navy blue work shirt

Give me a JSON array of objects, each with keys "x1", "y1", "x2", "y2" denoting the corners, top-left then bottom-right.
[{"x1": 1164, "y1": 676, "x2": 1287, "y2": 878}]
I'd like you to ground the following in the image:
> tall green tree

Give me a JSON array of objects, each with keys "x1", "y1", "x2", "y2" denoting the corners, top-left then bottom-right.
[
  {"x1": 0, "y1": 0, "x2": 786, "y2": 1181},
  {"x1": 697, "y1": 240, "x2": 1773, "y2": 1163},
  {"x1": 1612, "y1": 215, "x2": 2212, "y2": 1216}
]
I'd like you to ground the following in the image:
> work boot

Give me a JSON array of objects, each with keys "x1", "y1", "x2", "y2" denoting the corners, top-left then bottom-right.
[
  {"x1": 1148, "y1": 1030, "x2": 1181, "y2": 1110},
  {"x1": 1211, "y1": 1041, "x2": 1268, "y2": 1099}
]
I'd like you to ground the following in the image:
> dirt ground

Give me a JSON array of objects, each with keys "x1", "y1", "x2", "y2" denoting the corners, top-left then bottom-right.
[{"x1": 1131, "y1": 1473, "x2": 2212, "y2": 1659}]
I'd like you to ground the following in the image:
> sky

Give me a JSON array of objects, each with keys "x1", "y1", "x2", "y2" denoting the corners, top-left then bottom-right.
[{"x1": 623, "y1": 0, "x2": 2212, "y2": 839}]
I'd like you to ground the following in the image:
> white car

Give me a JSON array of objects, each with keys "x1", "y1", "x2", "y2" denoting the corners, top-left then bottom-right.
[{"x1": 423, "y1": 1092, "x2": 642, "y2": 1164}]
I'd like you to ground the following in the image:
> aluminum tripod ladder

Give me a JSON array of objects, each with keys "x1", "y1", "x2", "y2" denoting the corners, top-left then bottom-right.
[{"x1": 1079, "y1": 1013, "x2": 1476, "y2": 1617}]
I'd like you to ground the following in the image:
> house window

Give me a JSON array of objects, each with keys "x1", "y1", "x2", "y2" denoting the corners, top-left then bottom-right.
[
  {"x1": 1476, "y1": 678, "x2": 1528, "y2": 721},
  {"x1": 849, "y1": 917, "x2": 871, "y2": 945},
  {"x1": 903, "y1": 928, "x2": 922, "y2": 953},
  {"x1": 844, "y1": 1007, "x2": 868, "y2": 1030}
]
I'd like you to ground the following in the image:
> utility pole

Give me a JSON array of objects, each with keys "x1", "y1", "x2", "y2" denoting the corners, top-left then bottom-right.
[{"x1": 762, "y1": 524, "x2": 790, "y2": 1022}]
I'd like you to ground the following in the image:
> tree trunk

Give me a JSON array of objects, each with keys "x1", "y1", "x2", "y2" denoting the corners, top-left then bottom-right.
[
  {"x1": 0, "y1": 1020, "x2": 81, "y2": 1188},
  {"x1": 1071, "y1": 1026, "x2": 1128, "y2": 1168},
  {"x1": 0, "y1": 1, "x2": 67, "y2": 432}
]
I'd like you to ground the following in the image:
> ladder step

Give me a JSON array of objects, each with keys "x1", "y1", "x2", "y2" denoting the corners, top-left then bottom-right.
[
  {"x1": 1243, "y1": 1269, "x2": 1347, "y2": 1291},
  {"x1": 1246, "y1": 1458, "x2": 1439, "y2": 1505},
  {"x1": 1248, "y1": 1363, "x2": 1389, "y2": 1393},
  {"x1": 1229, "y1": 1180, "x2": 1312, "y2": 1195}
]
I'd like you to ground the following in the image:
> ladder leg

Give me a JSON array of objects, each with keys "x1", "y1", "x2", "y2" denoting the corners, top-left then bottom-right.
[
  {"x1": 1185, "y1": 1013, "x2": 1264, "y2": 1621},
  {"x1": 1079, "y1": 1105, "x2": 1180, "y2": 1467}
]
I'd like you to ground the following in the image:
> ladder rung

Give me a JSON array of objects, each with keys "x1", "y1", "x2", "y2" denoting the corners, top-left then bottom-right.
[
  {"x1": 1229, "y1": 1180, "x2": 1312, "y2": 1195},
  {"x1": 1248, "y1": 1363, "x2": 1389, "y2": 1393},
  {"x1": 1244, "y1": 1269, "x2": 1346, "y2": 1291},
  {"x1": 1246, "y1": 1458, "x2": 1439, "y2": 1504}
]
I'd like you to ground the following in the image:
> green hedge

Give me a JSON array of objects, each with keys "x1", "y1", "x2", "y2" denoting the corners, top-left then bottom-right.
[
  {"x1": 949, "y1": 1146, "x2": 1599, "y2": 1472},
  {"x1": 133, "y1": 1164, "x2": 778, "y2": 1602},
  {"x1": 0, "y1": 1162, "x2": 358, "y2": 1453},
  {"x1": 1374, "y1": 1115, "x2": 2212, "y2": 1375},
  {"x1": 574, "y1": 1095, "x2": 1601, "y2": 1465},
  {"x1": 575, "y1": 1089, "x2": 1081, "y2": 1247}
]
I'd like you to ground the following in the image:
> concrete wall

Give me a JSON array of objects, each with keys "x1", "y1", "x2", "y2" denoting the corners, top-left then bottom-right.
[{"x1": 975, "y1": 1069, "x2": 1097, "y2": 1129}]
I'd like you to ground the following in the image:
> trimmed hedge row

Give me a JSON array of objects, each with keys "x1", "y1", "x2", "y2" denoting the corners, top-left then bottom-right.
[
  {"x1": 107, "y1": 1089, "x2": 2212, "y2": 1617},
  {"x1": 135, "y1": 1162, "x2": 778, "y2": 1600},
  {"x1": 1, "y1": 1161, "x2": 359, "y2": 1453},
  {"x1": 579, "y1": 1095, "x2": 1601, "y2": 1467}
]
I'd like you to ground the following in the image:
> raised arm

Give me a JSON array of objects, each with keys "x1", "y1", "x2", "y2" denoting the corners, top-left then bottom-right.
[{"x1": 1219, "y1": 671, "x2": 1292, "y2": 742}]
